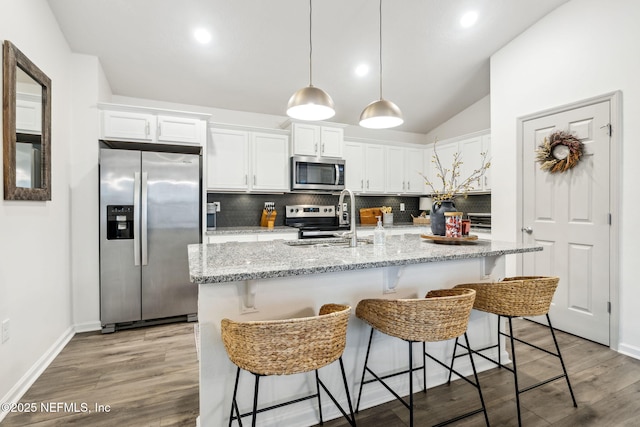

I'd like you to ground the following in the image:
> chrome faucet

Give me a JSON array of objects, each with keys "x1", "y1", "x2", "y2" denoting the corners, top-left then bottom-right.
[{"x1": 337, "y1": 189, "x2": 357, "y2": 247}]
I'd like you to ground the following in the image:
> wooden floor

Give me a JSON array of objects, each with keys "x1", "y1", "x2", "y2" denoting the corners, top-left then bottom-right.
[{"x1": 3, "y1": 319, "x2": 640, "y2": 426}]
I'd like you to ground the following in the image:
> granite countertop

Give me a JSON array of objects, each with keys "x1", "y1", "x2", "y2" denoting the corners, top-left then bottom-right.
[{"x1": 188, "y1": 234, "x2": 539, "y2": 284}]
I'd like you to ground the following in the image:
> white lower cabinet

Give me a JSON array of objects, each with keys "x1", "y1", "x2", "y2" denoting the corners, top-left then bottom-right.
[{"x1": 207, "y1": 127, "x2": 289, "y2": 192}]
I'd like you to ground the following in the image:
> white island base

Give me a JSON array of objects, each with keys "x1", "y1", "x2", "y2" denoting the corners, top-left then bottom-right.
[{"x1": 197, "y1": 255, "x2": 509, "y2": 427}]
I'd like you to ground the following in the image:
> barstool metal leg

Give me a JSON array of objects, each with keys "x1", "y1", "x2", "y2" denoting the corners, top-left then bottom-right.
[
  {"x1": 356, "y1": 328, "x2": 375, "y2": 412},
  {"x1": 251, "y1": 374, "x2": 260, "y2": 427},
  {"x1": 446, "y1": 337, "x2": 460, "y2": 385},
  {"x1": 338, "y1": 357, "x2": 357, "y2": 426},
  {"x1": 507, "y1": 317, "x2": 522, "y2": 427},
  {"x1": 463, "y1": 332, "x2": 490, "y2": 426},
  {"x1": 546, "y1": 314, "x2": 578, "y2": 408},
  {"x1": 315, "y1": 370, "x2": 324, "y2": 424},
  {"x1": 229, "y1": 367, "x2": 242, "y2": 427},
  {"x1": 497, "y1": 315, "x2": 503, "y2": 367},
  {"x1": 409, "y1": 341, "x2": 414, "y2": 427}
]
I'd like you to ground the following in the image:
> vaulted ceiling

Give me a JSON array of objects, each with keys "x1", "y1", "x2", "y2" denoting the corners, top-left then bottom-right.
[{"x1": 47, "y1": 0, "x2": 570, "y2": 134}]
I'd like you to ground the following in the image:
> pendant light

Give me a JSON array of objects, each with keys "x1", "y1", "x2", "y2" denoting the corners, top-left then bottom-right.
[
  {"x1": 359, "y1": 0, "x2": 403, "y2": 129},
  {"x1": 287, "y1": 0, "x2": 335, "y2": 121}
]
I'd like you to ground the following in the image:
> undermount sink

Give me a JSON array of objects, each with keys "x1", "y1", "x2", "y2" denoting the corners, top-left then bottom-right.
[{"x1": 285, "y1": 238, "x2": 373, "y2": 248}]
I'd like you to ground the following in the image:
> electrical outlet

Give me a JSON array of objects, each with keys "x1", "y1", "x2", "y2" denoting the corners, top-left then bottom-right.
[
  {"x1": 342, "y1": 203, "x2": 348, "y2": 211},
  {"x1": 400, "y1": 203, "x2": 405, "y2": 211},
  {"x1": 2, "y1": 319, "x2": 9, "y2": 343},
  {"x1": 213, "y1": 201, "x2": 221, "y2": 212}
]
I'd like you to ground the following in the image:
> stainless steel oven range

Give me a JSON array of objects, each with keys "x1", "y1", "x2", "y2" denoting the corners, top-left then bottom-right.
[{"x1": 285, "y1": 204, "x2": 350, "y2": 239}]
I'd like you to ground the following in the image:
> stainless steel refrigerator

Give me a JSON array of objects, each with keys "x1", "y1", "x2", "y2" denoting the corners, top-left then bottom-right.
[{"x1": 99, "y1": 148, "x2": 200, "y2": 333}]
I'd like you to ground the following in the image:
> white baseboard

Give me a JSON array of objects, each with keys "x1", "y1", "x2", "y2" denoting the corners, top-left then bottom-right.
[
  {"x1": 0, "y1": 326, "x2": 75, "y2": 423},
  {"x1": 74, "y1": 321, "x2": 102, "y2": 333},
  {"x1": 618, "y1": 343, "x2": 640, "y2": 360}
]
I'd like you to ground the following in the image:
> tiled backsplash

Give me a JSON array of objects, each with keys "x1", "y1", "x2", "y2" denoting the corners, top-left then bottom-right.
[{"x1": 206, "y1": 193, "x2": 490, "y2": 227}]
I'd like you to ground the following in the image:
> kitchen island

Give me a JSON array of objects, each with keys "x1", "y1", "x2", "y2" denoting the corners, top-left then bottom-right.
[{"x1": 188, "y1": 234, "x2": 541, "y2": 427}]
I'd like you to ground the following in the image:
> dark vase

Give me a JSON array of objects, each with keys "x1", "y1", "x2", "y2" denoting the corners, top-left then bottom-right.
[{"x1": 430, "y1": 200, "x2": 457, "y2": 236}]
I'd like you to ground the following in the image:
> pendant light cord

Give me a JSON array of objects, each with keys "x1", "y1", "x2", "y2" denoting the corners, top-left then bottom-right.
[
  {"x1": 378, "y1": 0, "x2": 383, "y2": 100},
  {"x1": 309, "y1": 0, "x2": 313, "y2": 86}
]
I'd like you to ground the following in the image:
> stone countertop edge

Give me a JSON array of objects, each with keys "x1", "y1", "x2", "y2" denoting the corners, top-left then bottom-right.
[
  {"x1": 188, "y1": 234, "x2": 540, "y2": 285},
  {"x1": 205, "y1": 223, "x2": 427, "y2": 235}
]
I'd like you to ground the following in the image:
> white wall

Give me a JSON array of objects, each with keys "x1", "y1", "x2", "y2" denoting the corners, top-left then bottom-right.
[
  {"x1": 424, "y1": 95, "x2": 490, "y2": 144},
  {"x1": 491, "y1": 0, "x2": 640, "y2": 356},
  {"x1": 0, "y1": 0, "x2": 75, "y2": 407}
]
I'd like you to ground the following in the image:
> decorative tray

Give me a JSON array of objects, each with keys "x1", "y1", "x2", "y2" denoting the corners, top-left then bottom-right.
[{"x1": 420, "y1": 234, "x2": 479, "y2": 245}]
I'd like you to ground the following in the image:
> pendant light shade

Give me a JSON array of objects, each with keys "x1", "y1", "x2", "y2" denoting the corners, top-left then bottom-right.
[
  {"x1": 287, "y1": 0, "x2": 335, "y2": 121},
  {"x1": 359, "y1": 0, "x2": 403, "y2": 129},
  {"x1": 287, "y1": 85, "x2": 335, "y2": 121},
  {"x1": 359, "y1": 99, "x2": 403, "y2": 129}
]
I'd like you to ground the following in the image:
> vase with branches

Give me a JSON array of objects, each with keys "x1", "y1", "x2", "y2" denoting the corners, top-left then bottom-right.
[{"x1": 421, "y1": 139, "x2": 491, "y2": 235}]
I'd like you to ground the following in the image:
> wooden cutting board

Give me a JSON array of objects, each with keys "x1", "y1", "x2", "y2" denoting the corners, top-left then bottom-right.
[{"x1": 359, "y1": 207, "x2": 382, "y2": 225}]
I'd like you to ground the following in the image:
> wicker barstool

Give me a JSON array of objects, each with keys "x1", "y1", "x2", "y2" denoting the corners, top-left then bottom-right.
[
  {"x1": 355, "y1": 289, "x2": 489, "y2": 427},
  {"x1": 221, "y1": 303, "x2": 356, "y2": 426},
  {"x1": 450, "y1": 276, "x2": 577, "y2": 426}
]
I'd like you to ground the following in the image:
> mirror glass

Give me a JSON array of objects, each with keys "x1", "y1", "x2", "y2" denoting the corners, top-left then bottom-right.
[
  {"x1": 15, "y1": 66, "x2": 43, "y2": 188},
  {"x1": 3, "y1": 40, "x2": 51, "y2": 200}
]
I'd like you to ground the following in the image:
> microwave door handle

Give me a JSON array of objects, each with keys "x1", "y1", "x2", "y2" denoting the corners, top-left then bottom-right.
[{"x1": 335, "y1": 164, "x2": 340, "y2": 185}]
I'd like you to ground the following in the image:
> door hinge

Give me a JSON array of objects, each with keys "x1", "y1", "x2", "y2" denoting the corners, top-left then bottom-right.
[{"x1": 607, "y1": 301, "x2": 611, "y2": 314}]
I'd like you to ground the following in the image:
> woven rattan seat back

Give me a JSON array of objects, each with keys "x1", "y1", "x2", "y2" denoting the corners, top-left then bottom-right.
[
  {"x1": 454, "y1": 276, "x2": 559, "y2": 317},
  {"x1": 221, "y1": 303, "x2": 350, "y2": 376},
  {"x1": 355, "y1": 288, "x2": 475, "y2": 342}
]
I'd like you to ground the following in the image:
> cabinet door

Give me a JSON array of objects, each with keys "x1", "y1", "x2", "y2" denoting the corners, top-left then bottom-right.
[
  {"x1": 385, "y1": 146, "x2": 405, "y2": 193},
  {"x1": 481, "y1": 134, "x2": 491, "y2": 190},
  {"x1": 459, "y1": 136, "x2": 484, "y2": 192},
  {"x1": 405, "y1": 148, "x2": 425, "y2": 194},
  {"x1": 364, "y1": 145, "x2": 385, "y2": 192},
  {"x1": 157, "y1": 116, "x2": 204, "y2": 145},
  {"x1": 16, "y1": 96, "x2": 42, "y2": 134},
  {"x1": 426, "y1": 141, "x2": 459, "y2": 192},
  {"x1": 320, "y1": 126, "x2": 343, "y2": 157},
  {"x1": 343, "y1": 141, "x2": 365, "y2": 192},
  {"x1": 101, "y1": 110, "x2": 155, "y2": 141},
  {"x1": 207, "y1": 129, "x2": 249, "y2": 190},
  {"x1": 252, "y1": 132, "x2": 289, "y2": 191},
  {"x1": 291, "y1": 123, "x2": 320, "y2": 156}
]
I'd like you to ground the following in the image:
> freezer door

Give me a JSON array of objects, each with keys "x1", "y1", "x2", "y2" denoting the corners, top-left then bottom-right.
[
  {"x1": 141, "y1": 151, "x2": 200, "y2": 320},
  {"x1": 99, "y1": 149, "x2": 142, "y2": 324}
]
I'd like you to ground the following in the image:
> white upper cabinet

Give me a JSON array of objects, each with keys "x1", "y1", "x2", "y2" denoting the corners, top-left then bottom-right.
[
  {"x1": 384, "y1": 146, "x2": 425, "y2": 194},
  {"x1": 101, "y1": 110, "x2": 155, "y2": 142},
  {"x1": 16, "y1": 93, "x2": 42, "y2": 134},
  {"x1": 99, "y1": 103, "x2": 209, "y2": 146},
  {"x1": 289, "y1": 122, "x2": 343, "y2": 158},
  {"x1": 343, "y1": 141, "x2": 385, "y2": 193},
  {"x1": 425, "y1": 130, "x2": 491, "y2": 195},
  {"x1": 207, "y1": 129, "x2": 250, "y2": 191},
  {"x1": 207, "y1": 127, "x2": 289, "y2": 192},
  {"x1": 251, "y1": 132, "x2": 289, "y2": 191}
]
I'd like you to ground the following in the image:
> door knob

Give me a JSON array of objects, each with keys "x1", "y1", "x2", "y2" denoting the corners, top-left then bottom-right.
[{"x1": 521, "y1": 226, "x2": 533, "y2": 234}]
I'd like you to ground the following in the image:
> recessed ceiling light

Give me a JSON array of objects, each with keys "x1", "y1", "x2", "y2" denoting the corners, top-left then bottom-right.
[
  {"x1": 460, "y1": 11, "x2": 478, "y2": 28},
  {"x1": 355, "y1": 64, "x2": 370, "y2": 77},
  {"x1": 194, "y1": 28, "x2": 212, "y2": 44}
]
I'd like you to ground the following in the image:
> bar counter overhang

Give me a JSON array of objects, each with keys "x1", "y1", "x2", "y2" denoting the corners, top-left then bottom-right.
[{"x1": 188, "y1": 234, "x2": 542, "y2": 427}]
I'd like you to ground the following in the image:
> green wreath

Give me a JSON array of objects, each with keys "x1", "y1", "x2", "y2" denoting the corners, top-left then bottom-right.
[{"x1": 535, "y1": 130, "x2": 584, "y2": 173}]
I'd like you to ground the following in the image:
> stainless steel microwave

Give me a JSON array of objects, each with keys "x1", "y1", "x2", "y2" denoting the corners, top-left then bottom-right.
[{"x1": 290, "y1": 156, "x2": 345, "y2": 192}]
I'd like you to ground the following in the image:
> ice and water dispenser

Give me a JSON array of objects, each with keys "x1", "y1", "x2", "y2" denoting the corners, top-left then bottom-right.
[{"x1": 106, "y1": 205, "x2": 134, "y2": 240}]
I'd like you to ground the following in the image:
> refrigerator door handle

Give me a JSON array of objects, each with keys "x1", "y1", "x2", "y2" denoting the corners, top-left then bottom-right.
[
  {"x1": 141, "y1": 172, "x2": 149, "y2": 266},
  {"x1": 133, "y1": 172, "x2": 141, "y2": 266}
]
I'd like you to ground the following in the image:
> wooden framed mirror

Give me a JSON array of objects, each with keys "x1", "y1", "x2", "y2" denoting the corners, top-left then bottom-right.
[{"x1": 3, "y1": 40, "x2": 51, "y2": 200}]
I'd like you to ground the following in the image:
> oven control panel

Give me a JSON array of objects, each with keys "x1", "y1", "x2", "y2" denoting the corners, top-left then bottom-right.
[{"x1": 285, "y1": 205, "x2": 335, "y2": 219}]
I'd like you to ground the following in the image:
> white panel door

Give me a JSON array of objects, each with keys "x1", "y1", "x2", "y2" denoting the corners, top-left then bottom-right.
[
  {"x1": 385, "y1": 146, "x2": 405, "y2": 193},
  {"x1": 404, "y1": 148, "x2": 425, "y2": 194},
  {"x1": 207, "y1": 129, "x2": 249, "y2": 190},
  {"x1": 364, "y1": 145, "x2": 385, "y2": 193},
  {"x1": 343, "y1": 141, "x2": 365, "y2": 192},
  {"x1": 521, "y1": 100, "x2": 611, "y2": 345},
  {"x1": 252, "y1": 132, "x2": 289, "y2": 191}
]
